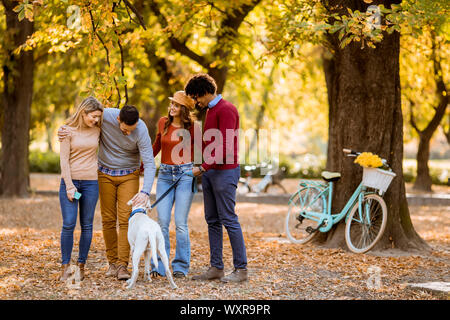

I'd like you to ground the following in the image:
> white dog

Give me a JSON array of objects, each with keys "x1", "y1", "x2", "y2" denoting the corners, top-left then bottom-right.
[{"x1": 126, "y1": 199, "x2": 177, "y2": 290}]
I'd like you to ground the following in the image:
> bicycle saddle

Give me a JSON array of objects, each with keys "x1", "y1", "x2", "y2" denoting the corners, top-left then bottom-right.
[{"x1": 321, "y1": 171, "x2": 341, "y2": 182}]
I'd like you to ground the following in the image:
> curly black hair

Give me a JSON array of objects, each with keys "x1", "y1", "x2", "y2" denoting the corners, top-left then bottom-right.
[{"x1": 184, "y1": 73, "x2": 217, "y2": 97}]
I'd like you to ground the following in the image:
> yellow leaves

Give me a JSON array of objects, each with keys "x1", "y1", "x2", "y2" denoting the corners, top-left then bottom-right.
[
  {"x1": 354, "y1": 152, "x2": 383, "y2": 168},
  {"x1": 12, "y1": 24, "x2": 83, "y2": 56},
  {"x1": 209, "y1": 60, "x2": 222, "y2": 68},
  {"x1": 13, "y1": 1, "x2": 34, "y2": 22}
]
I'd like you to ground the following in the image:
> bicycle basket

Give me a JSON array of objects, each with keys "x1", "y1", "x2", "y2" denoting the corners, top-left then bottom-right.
[{"x1": 362, "y1": 167, "x2": 396, "y2": 192}]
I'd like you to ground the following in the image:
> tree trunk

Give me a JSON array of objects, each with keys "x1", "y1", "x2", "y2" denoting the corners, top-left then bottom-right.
[
  {"x1": 208, "y1": 66, "x2": 228, "y2": 94},
  {"x1": 410, "y1": 31, "x2": 448, "y2": 191},
  {"x1": 444, "y1": 114, "x2": 450, "y2": 145},
  {"x1": 414, "y1": 135, "x2": 432, "y2": 191},
  {"x1": 319, "y1": 0, "x2": 429, "y2": 252},
  {"x1": 1, "y1": 1, "x2": 34, "y2": 198},
  {"x1": 141, "y1": 43, "x2": 181, "y2": 140},
  {"x1": 142, "y1": 100, "x2": 162, "y2": 142}
]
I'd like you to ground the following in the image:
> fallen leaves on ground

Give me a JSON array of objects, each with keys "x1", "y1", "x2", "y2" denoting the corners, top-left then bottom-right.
[{"x1": 0, "y1": 194, "x2": 448, "y2": 300}]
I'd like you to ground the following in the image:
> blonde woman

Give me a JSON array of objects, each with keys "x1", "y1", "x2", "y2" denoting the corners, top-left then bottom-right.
[{"x1": 59, "y1": 96, "x2": 103, "y2": 281}]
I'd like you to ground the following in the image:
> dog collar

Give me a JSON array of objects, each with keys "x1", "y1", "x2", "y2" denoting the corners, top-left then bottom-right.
[{"x1": 129, "y1": 208, "x2": 146, "y2": 220}]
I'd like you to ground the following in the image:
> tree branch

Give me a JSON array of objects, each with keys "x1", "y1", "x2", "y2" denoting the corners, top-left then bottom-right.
[
  {"x1": 147, "y1": 0, "x2": 211, "y2": 69},
  {"x1": 212, "y1": 0, "x2": 261, "y2": 60},
  {"x1": 113, "y1": 1, "x2": 128, "y2": 105},
  {"x1": 122, "y1": 0, "x2": 147, "y2": 30},
  {"x1": 147, "y1": 0, "x2": 260, "y2": 71},
  {"x1": 421, "y1": 31, "x2": 449, "y2": 138},
  {"x1": 408, "y1": 98, "x2": 421, "y2": 135},
  {"x1": 444, "y1": 113, "x2": 450, "y2": 145},
  {"x1": 88, "y1": 6, "x2": 120, "y2": 104},
  {"x1": 144, "y1": 43, "x2": 182, "y2": 95}
]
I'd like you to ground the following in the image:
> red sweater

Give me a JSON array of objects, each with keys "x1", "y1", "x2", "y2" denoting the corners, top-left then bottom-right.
[{"x1": 201, "y1": 98, "x2": 239, "y2": 171}]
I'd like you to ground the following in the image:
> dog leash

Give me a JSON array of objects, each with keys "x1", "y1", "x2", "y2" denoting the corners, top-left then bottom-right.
[
  {"x1": 151, "y1": 171, "x2": 199, "y2": 209},
  {"x1": 150, "y1": 175, "x2": 184, "y2": 209},
  {"x1": 129, "y1": 171, "x2": 198, "y2": 220}
]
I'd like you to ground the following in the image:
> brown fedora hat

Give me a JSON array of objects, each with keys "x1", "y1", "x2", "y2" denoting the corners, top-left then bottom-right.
[{"x1": 169, "y1": 91, "x2": 195, "y2": 110}]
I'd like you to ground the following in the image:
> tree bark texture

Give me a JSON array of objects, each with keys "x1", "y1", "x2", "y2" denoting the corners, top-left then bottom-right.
[
  {"x1": 1, "y1": 0, "x2": 34, "y2": 197},
  {"x1": 319, "y1": 0, "x2": 429, "y2": 251}
]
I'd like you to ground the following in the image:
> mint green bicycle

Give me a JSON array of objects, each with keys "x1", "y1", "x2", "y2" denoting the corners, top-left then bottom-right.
[{"x1": 285, "y1": 149, "x2": 396, "y2": 253}]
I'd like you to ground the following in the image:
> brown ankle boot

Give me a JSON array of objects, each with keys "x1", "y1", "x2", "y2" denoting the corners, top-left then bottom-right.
[
  {"x1": 77, "y1": 262, "x2": 85, "y2": 281},
  {"x1": 60, "y1": 264, "x2": 72, "y2": 281},
  {"x1": 221, "y1": 268, "x2": 248, "y2": 283},
  {"x1": 191, "y1": 267, "x2": 224, "y2": 281},
  {"x1": 116, "y1": 265, "x2": 131, "y2": 280}
]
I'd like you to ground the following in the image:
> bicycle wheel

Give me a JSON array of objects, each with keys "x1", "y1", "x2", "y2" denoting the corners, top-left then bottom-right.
[
  {"x1": 264, "y1": 182, "x2": 288, "y2": 195},
  {"x1": 237, "y1": 181, "x2": 250, "y2": 194},
  {"x1": 285, "y1": 187, "x2": 326, "y2": 244},
  {"x1": 345, "y1": 194, "x2": 387, "y2": 253}
]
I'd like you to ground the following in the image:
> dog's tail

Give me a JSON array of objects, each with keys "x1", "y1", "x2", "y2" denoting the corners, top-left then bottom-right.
[{"x1": 148, "y1": 230, "x2": 158, "y2": 270}]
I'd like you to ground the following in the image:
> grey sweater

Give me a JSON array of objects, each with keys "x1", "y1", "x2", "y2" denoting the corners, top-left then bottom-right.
[{"x1": 98, "y1": 108, "x2": 156, "y2": 194}]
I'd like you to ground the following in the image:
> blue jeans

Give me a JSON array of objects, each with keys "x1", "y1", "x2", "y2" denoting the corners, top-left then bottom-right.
[
  {"x1": 202, "y1": 166, "x2": 247, "y2": 270},
  {"x1": 152, "y1": 163, "x2": 195, "y2": 276},
  {"x1": 59, "y1": 179, "x2": 99, "y2": 265}
]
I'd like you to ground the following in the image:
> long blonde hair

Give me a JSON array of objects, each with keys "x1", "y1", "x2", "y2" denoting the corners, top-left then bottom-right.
[{"x1": 65, "y1": 96, "x2": 104, "y2": 129}]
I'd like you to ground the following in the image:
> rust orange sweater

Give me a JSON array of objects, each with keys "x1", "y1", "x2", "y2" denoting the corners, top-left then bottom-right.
[{"x1": 152, "y1": 117, "x2": 198, "y2": 165}]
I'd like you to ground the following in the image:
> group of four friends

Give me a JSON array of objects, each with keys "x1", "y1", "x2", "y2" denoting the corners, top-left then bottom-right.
[{"x1": 58, "y1": 73, "x2": 248, "y2": 284}]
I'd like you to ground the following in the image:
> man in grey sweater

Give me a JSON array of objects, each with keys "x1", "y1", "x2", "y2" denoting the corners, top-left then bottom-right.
[{"x1": 59, "y1": 105, "x2": 156, "y2": 280}]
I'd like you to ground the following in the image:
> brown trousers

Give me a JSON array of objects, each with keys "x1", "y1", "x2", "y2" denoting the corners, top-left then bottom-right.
[{"x1": 98, "y1": 170, "x2": 140, "y2": 267}]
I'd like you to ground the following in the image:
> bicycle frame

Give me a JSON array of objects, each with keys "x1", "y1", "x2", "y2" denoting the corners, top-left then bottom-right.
[{"x1": 299, "y1": 180, "x2": 374, "y2": 233}]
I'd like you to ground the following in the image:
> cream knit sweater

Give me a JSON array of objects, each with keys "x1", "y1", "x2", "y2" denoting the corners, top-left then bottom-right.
[{"x1": 59, "y1": 125, "x2": 100, "y2": 192}]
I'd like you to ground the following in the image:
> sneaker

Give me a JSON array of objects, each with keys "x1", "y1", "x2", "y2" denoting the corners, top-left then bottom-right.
[
  {"x1": 105, "y1": 263, "x2": 118, "y2": 277},
  {"x1": 151, "y1": 271, "x2": 163, "y2": 278},
  {"x1": 173, "y1": 271, "x2": 186, "y2": 278},
  {"x1": 116, "y1": 265, "x2": 131, "y2": 280},
  {"x1": 221, "y1": 268, "x2": 248, "y2": 283},
  {"x1": 191, "y1": 267, "x2": 224, "y2": 281}
]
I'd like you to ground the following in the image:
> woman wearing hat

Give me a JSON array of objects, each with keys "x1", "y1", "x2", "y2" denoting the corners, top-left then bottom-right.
[{"x1": 151, "y1": 91, "x2": 199, "y2": 278}]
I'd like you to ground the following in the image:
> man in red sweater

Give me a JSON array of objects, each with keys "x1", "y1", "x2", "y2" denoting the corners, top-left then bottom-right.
[{"x1": 187, "y1": 73, "x2": 248, "y2": 283}]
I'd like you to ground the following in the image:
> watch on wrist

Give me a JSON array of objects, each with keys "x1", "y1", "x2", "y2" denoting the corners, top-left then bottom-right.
[{"x1": 199, "y1": 166, "x2": 206, "y2": 173}]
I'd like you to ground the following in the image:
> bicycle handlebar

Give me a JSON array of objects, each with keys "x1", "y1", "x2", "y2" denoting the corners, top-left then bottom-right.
[
  {"x1": 343, "y1": 148, "x2": 359, "y2": 156},
  {"x1": 343, "y1": 148, "x2": 390, "y2": 169},
  {"x1": 342, "y1": 148, "x2": 352, "y2": 154}
]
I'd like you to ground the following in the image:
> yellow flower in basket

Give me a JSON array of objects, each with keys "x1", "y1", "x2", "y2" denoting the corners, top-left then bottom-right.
[{"x1": 354, "y1": 152, "x2": 383, "y2": 168}]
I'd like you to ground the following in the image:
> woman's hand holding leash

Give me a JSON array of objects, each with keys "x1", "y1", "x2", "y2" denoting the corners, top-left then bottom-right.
[{"x1": 192, "y1": 167, "x2": 204, "y2": 177}]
